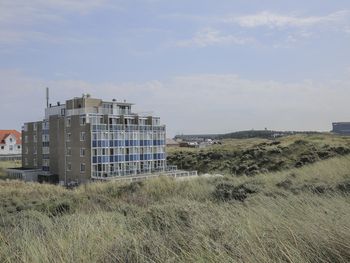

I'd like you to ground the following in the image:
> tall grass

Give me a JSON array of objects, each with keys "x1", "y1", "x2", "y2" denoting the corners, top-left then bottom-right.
[{"x1": 1, "y1": 156, "x2": 350, "y2": 262}]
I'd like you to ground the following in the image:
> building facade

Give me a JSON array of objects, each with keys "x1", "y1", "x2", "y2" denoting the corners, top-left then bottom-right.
[
  {"x1": 22, "y1": 95, "x2": 166, "y2": 184},
  {"x1": 332, "y1": 122, "x2": 350, "y2": 135},
  {"x1": 0, "y1": 130, "x2": 22, "y2": 155}
]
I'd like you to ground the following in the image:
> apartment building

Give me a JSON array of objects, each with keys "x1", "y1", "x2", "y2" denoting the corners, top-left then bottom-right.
[{"x1": 22, "y1": 94, "x2": 166, "y2": 184}]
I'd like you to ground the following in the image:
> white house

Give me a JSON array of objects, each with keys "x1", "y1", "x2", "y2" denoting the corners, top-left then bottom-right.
[{"x1": 0, "y1": 130, "x2": 22, "y2": 155}]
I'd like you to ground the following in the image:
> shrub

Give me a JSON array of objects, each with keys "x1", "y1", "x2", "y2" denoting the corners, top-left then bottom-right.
[{"x1": 213, "y1": 182, "x2": 259, "y2": 202}]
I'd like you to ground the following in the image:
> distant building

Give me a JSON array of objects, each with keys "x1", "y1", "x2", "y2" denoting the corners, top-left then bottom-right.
[
  {"x1": 332, "y1": 122, "x2": 350, "y2": 135},
  {"x1": 166, "y1": 138, "x2": 179, "y2": 147},
  {"x1": 0, "y1": 130, "x2": 21, "y2": 155},
  {"x1": 179, "y1": 141, "x2": 198, "y2": 148}
]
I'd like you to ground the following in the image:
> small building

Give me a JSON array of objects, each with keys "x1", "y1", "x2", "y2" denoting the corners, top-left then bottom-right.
[
  {"x1": 0, "y1": 130, "x2": 22, "y2": 155},
  {"x1": 332, "y1": 122, "x2": 350, "y2": 135},
  {"x1": 179, "y1": 141, "x2": 198, "y2": 148},
  {"x1": 166, "y1": 138, "x2": 180, "y2": 147},
  {"x1": 6, "y1": 168, "x2": 41, "y2": 182}
]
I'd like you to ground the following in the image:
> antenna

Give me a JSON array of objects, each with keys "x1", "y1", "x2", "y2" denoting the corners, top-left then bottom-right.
[{"x1": 46, "y1": 87, "x2": 49, "y2": 108}]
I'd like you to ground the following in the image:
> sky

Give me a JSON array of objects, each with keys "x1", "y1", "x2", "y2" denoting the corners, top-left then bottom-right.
[{"x1": 0, "y1": 0, "x2": 350, "y2": 137}]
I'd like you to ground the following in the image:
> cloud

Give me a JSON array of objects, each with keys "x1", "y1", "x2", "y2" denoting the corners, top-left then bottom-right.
[
  {"x1": 227, "y1": 10, "x2": 349, "y2": 29},
  {"x1": 0, "y1": 29, "x2": 93, "y2": 46},
  {"x1": 175, "y1": 28, "x2": 254, "y2": 48},
  {"x1": 164, "y1": 10, "x2": 350, "y2": 49},
  {"x1": 0, "y1": 0, "x2": 112, "y2": 46},
  {"x1": 0, "y1": 0, "x2": 109, "y2": 25},
  {"x1": 1, "y1": 70, "x2": 350, "y2": 135}
]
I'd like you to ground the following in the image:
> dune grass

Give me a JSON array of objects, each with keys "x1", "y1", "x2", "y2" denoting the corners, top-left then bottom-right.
[
  {"x1": 167, "y1": 134, "x2": 350, "y2": 175},
  {"x1": 1, "y1": 155, "x2": 350, "y2": 262}
]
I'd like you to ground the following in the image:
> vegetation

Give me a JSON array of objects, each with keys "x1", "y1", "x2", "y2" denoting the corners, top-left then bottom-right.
[
  {"x1": 174, "y1": 129, "x2": 322, "y2": 140},
  {"x1": 218, "y1": 130, "x2": 321, "y2": 139},
  {"x1": 1, "y1": 153, "x2": 350, "y2": 262},
  {"x1": 167, "y1": 133, "x2": 350, "y2": 175}
]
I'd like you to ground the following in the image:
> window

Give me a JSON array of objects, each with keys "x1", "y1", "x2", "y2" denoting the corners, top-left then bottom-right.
[
  {"x1": 33, "y1": 123, "x2": 37, "y2": 131},
  {"x1": 25, "y1": 135, "x2": 28, "y2": 143},
  {"x1": 67, "y1": 163, "x2": 72, "y2": 171},
  {"x1": 66, "y1": 147, "x2": 72, "y2": 156},
  {"x1": 43, "y1": 147, "x2": 50, "y2": 154},
  {"x1": 80, "y1": 148, "x2": 85, "y2": 157},
  {"x1": 80, "y1": 132, "x2": 85, "y2": 141},
  {"x1": 34, "y1": 146, "x2": 37, "y2": 154},
  {"x1": 80, "y1": 163, "x2": 86, "y2": 173},
  {"x1": 43, "y1": 121, "x2": 49, "y2": 130},
  {"x1": 43, "y1": 159, "x2": 50, "y2": 167},
  {"x1": 34, "y1": 158, "x2": 37, "y2": 167},
  {"x1": 24, "y1": 158, "x2": 28, "y2": 166},
  {"x1": 33, "y1": 135, "x2": 37, "y2": 143},
  {"x1": 66, "y1": 118, "x2": 71, "y2": 127},
  {"x1": 17, "y1": 145, "x2": 21, "y2": 149},
  {"x1": 80, "y1": 116, "x2": 86, "y2": 126},
  {"x1": 0, "y1": 146, "x2": 4, "y2": 150},
  {"x1": 66, "y1": 133, "x2": 71, "y2": 142},
  {"x1": 9, "y1": 138, "x2": 13, "y2": 142}
]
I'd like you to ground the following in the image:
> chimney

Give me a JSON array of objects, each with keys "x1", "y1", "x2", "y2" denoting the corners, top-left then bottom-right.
[{"x1": 46, "y1": 87, "x2": 49, "y2": 108}]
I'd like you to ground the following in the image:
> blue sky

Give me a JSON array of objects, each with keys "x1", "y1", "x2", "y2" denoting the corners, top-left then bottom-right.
[{"x1": 1, "y1": 0, "x2": 350, "y2": 136}]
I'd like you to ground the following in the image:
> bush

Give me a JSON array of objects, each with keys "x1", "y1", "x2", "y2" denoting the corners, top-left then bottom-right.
[{"x1": 213, "y1": 182, "x2": 259, "y2": 202}]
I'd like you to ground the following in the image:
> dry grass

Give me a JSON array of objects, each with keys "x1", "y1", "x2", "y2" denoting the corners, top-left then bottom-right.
[
  {"x1": 1, "y1": 155, "x2": 350, "y2": 262},
  {"x1": 167, "y1": 133, "x2": 350, "y2": 175}
]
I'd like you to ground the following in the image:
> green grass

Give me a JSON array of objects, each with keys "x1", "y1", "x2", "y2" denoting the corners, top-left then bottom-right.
[{"x1": 1, "y1": 155, "x2": 350, "y2": 262}]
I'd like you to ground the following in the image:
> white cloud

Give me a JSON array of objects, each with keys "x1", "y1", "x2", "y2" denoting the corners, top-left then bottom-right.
[
  {"x1": 165, "y1": 10, "x2": 350, "y2": 48},
  {"x1": 175, "y1": 28, "x2": 254, "y2": 48},
  {"x1": 228, "y1": 10, "x2": 349, "y2": 29},
  {"x1": 1, "y1": 70, "x2": 350, "y2": 135}
]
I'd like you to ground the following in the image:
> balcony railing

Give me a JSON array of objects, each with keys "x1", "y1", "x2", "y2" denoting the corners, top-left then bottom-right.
[
  {"x1": 92, "y1": 124, "x2": 166, "y2": 132},
  {"x1": 91, "y1": 169, "x2": 198, "y2": 181}
]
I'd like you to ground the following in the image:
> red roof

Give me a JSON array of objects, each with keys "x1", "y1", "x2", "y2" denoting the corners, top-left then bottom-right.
[{"x1": 0, "y1": 130, "x2": 22, "y2": 145}]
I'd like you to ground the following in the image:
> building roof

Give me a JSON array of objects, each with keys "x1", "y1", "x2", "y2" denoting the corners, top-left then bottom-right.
[
  {"x1": 0, "y1": 130, "x2": 21, "y2": 144},
  {"x1": 333, "y1": 122, "x2": 350, "y2": 125},
  {"x1": 166, "y1": 138, "x2": 179, "y2": 145}
]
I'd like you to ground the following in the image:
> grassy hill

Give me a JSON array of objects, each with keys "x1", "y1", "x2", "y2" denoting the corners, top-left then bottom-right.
[
  {"x1": 167, "y1": 133, "x2": 350, "y2": 175},
  {"x1": 1, "y1": 152, "x2": 350, "y2": 262}
]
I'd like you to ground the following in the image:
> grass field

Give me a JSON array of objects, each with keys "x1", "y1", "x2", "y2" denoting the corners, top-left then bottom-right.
[{"x1": 0, "y1": 151, "x2": 350, "y2": 262}]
